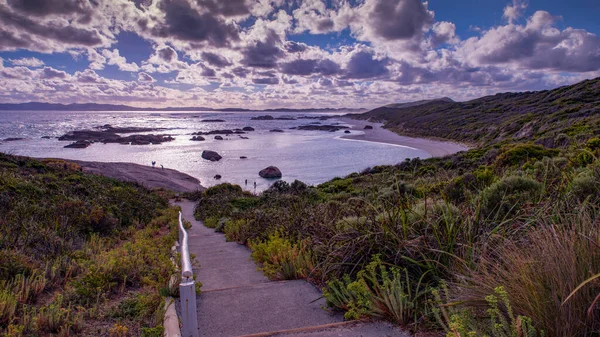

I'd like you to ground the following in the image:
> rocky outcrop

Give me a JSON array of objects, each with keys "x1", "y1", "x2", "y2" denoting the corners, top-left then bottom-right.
[
  {"x1": 242, "y1": 126, "x2": 255, "y2": 131},
  {"x1": 3, "y1": 137, "x2": 24, "y2": 141},
  {"x1": 191, "y1": 136, "x2": 205, "y2": 141},
  {"x1": 344, "y1": 130, "x2": 351, "y2": 134},
  {"x1": 251, "y1": 115, "x2": 274, "y2": 120},
  {"x1": 240, "y1": 156, "x2": 248, "y2": 159},
  {"x1": 202, "y1": 119, "x2": 225, "y2": 122},
  {"x1": 214, "y1": 174, "x2": 222, "y2": 180},
  {"x1": 297, "y1": 125, "x2": 349, "y2": 132},
  {"x1": 259, "y1": 166, "x2": 282, "y2": 179},
  {"x1": 202, "y1": 150, "x2": 222, "y2": 162},
  {"x1": 64, "y1": 140, "x2": 91, "y2": 148},
  {"x1": 251, "y1": 115, "x2": 296, "y2": 120},
  {"x1": 269, "y1": 129, "x2": 284, "y2": 133},
  {"x1": 192, "y1": 129, "x2": 245, "y2": 136},
  {"x1": 364, "y1": 125, "x2": 373, "y2": 130},
  {"x1": 214, "y1": 136, "x2": 224, "y2": 140},
  {"x1": 41, "y1": 136, "x2": 51, "y2": 139},
  {"x1": 59, "y1": 128, "x2": 174, "y2": 145},
  {"x1": 104, "y1": 134, "x2": 175, "y2": 145}
]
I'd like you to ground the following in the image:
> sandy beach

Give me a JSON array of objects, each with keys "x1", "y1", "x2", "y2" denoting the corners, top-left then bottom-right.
[
  {"x1": 338, "y1": 117, "x2": 469, "y2": 157},
  {"x1": 66, "y1": 159, "x2": 204, "y2": 192}
]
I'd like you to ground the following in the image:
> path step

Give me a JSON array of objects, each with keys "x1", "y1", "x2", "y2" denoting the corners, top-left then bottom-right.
[
  {"x1": 196, "y1": 280, "x2": 341, "y2": 337},
  {"x1": 237, "y1": 320, "x2": 410, "y2": 337}
]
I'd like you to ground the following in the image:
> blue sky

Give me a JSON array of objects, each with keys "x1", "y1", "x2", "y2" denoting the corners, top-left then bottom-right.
[{"x1": 0, "y1": 0, "x2": 599, "y2": 108}]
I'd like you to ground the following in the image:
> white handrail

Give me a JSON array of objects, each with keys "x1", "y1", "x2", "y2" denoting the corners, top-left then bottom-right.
[
  {"x1": 178, "y1": 211, "x2": 199, "y2": 337},
  {"x1": 178, "y1": 212, "x2": 193, "y2": 279}
]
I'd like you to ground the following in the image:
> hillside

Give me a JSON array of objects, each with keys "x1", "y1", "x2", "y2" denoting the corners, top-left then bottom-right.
[
  {"x1": 357, "y1": 77, "x2": 600, "y2": 146},
  {"x1": 0, "y1": 154, "x2": 178, "y2": 336},
  {"x1": 191, "y1": 76, "x2": 600, "y2": 335}
]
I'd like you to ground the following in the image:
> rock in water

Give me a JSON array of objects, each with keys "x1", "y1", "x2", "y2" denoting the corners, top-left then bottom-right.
[
  {"x1": 242, "y1": 126, "x2": 255, "y2": 131},
  {"x1": 64, "y1": 140, "x2": 92, "y2": 148},
  {"x1": 259, "y1": 166, "x2": 282, "y2": 179},
  {"x1": 214, "y1": 174, "x2": 222, "y2": 180},
  {"x1": 202, "y1": 150, "x2": 222, "y2": 162},
  {"x1": 240, "y1": 156, "x2": 248, "y2": 159},
  {"x1": 364, "y1": 125, "x2": 373, "y2": 130},
  {"x1": 214, "y1": 136, "x2": 224, "y2": 140},
  {"x1": 344, "y1": 130, "x2": 351, "y2": 134},
  {"x1": 191, "y1": 136, "x2": 205, "y2": 141}
]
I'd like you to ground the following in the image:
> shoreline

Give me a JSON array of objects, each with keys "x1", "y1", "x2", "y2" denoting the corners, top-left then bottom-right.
[
  {"x1": 59, "y1": 159, "x2": 204, "y2": 193},
  {"x1": 337, "y1": 117, "x2": 470, "y2": 158}
]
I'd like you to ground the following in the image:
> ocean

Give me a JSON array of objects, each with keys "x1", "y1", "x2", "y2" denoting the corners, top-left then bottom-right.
[{"x1": 0, "y1": 110, "x2": 432, "y2": 191}]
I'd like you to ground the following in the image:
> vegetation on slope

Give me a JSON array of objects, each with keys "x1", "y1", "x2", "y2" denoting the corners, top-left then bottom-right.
[
  {"x1": 0, "y1": 154, "x2": 178, "y2": 336},
  {"x1": 192, "y1": 77, "x2": 600, "y2": 336},
  {"x1": 358, "y1": 77, "x2": 600, "y2": 147}
]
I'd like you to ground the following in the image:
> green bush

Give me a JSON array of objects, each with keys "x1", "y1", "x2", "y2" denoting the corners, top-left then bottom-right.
[
  {"x1": 496, "y1": 144, "x2": 559, "y2": 167},
  {"x1": 480, "y1": 175, "x2": 542, "y2": 220}
]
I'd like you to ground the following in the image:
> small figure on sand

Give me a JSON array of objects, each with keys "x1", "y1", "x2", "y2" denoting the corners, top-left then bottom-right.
[
  {"x1": 151, "y1": 161, "x2": 156, "y2": 168},
  {"x1": 254, "y1": 181, "x2": 256, "y2": 188},
  {"x1": 245, "y1": 179, "x2": 248, "y2": 185},
  {"x1": 161, "y1": 164, "x2": 164, "y2": 170}
]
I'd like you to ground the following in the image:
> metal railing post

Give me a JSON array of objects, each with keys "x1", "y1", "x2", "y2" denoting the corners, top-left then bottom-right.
[{"x1": 178, "y1": 212, "x2": 199, "y2": 337}]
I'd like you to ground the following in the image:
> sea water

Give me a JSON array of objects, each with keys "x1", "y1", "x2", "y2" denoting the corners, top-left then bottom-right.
[{"x1": 0, "y1": 110, "x2": 431, "y2": 191}]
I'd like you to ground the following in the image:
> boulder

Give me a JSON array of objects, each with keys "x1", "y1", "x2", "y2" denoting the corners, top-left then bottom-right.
[
  {"x1": 191, "y1": 136, "x2": 205, "y2": 141},
  {"x1": 214, "y1": 174, "x2": 222, "y2": 180},
  {"x1": 242, "y1": 126, "x2": 255, "y2": 131},
  {"x1": 41, "y1": 136, "x2": 51, "y2": 139},
  {"x1": 344, "y1": 130, "x2": 351, "y2": 134},
  {"x1": 202, "y1": 150, "x2": 222, "y2": 162},
  {"x1": 240, "y1": 156, "x2": 248, "y2": 159},
  {"x1": 269, "y1": 129, "x2": 284, "y2": 133},
  {"x1": 364, "y1": 125, "x2": 373, "y2": 130},
  {"x1": 259, "y1": 166, "x2": 282, "y2": 179},
  {"x1": 214, "y1": 136, "x2": 224, "y2": 140}
]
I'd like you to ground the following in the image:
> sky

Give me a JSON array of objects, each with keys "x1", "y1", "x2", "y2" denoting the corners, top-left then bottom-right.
[{"x1": 0, "y1": 0, "x2": 599, "y2": 109}]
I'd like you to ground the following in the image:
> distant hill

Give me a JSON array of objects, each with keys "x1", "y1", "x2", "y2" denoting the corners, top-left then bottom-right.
[
  {"x1": 384, "y1": 97, "x2": 454, "y2": 109},
  {"x1": 0, "y1": 102, "x2": 366, "y2": 113},
  {"x1": 357, "y1": 78, "x2": 600, "y2": 146}
]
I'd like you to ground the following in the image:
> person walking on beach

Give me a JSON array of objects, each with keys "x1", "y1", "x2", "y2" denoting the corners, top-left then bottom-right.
[
  {"x1": 161, "y1": 164, "x2": 164, "y2": 170},
  {"x1": 151, "y1": 161, "x2": 156, "y2": 168},
  {"x1": 245, "y1": 179, "x2": 248, "y2": 185}
]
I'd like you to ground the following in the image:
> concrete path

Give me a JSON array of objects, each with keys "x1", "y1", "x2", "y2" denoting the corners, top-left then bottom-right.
[{"x1": 175, "y1": 200, "x2": 409, "y2": 337}]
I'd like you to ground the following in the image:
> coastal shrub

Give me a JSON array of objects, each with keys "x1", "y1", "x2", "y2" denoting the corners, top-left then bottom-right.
[
  {"x1": 324, "y1": 256, "x2": 430, "y2": 325},
  {"x1": 433, "y1": 285, "x2": 543, "y2": 337},
  {"x1": 495, "y1": 144, "x2": 558, "y2": 167},
  {"x1": 456, "y1": 213, "x2": 600, "y2": 336},
  {"x1": 319, "y1": 177, "x2": 356, "y2": 194},
  {"x1": 203, "y1": 216, "x2": 219, "y2": 229},
  {"x1": 479, "y1": 175, "x2": 542, "y2": 220},
  {"x1": 569, "y1": 169, "x2": 600, "y2": 201},
  {"x1": 224, "y1": 219, "x2": 253, "y2": 244},
  {"x1": 249, "y1": 231, "x2": 317, "y2": 280},
  {"x1": 194, "y1": 183, "x2": 252, "y2": 220}
]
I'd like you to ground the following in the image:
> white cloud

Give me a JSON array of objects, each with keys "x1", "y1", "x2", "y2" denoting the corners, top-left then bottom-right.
[
  {"x1": 101, "y1": 49, "x2": 140, "y2": 72},
  {"x1": 8, "y1": 57, "x2": 45, "y2": 67}
]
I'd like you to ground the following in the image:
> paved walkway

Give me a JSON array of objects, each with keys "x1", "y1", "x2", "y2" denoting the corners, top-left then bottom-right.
[{"x1": 175, "y1": 200, "x2": 409, "y2": 337}]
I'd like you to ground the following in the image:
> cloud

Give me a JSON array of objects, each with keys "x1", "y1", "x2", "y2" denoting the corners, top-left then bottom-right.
[
  {"x1": 75, "y1": 69, "x2": 103, "y2": 83},
  {"x1": 196, "y1": 0, "x2": 250, "y2": 17},
  {"x1": 0, "y1": 3, "x2": 109, "y2": 52},
  {"x1": 252, "y1": 77, "x2": 279, "y2": 85},
  {"x1": 232, "y1": 66, "x2": 251, "y2": 77},
  {"x1": 458, "y1": 11, "x2": 600, "y2": 72},
  {"x1": 355, "y1": 0, "x2": 434, "y2": 42},
  {"x1": 148, "y1": 0, "x2": 240, "y2": 48},
  {"x1": 202, "y1": 52, "x2": 232, "y2": 67},
  {"x1": 503, "y1": 0, "x2": 528, "y2": 23},
  {"x1": 280, "y1": 59, "x2": 341, "y2": 76},
  {"x1": 8, "y1": 57, "x2": 44, "y2": 67},
  {"x1": 137, "y1": 72, "x2": 155, "y2": 83},
  {"x1": 101, "y1": 49, "x2": 140, "y2": 72},
  {"x1": 344, "y1": 51, "x2": 390, "y2": 79},
  {"x1": 241, "y1": 29, "x2": 283, "y2": 68},
  {"x1": 431, "y1": 21, "x2": 459, "y2": 46},
  {"x1": 40, "y1": 66, "x2": 68, "y2": 79}
]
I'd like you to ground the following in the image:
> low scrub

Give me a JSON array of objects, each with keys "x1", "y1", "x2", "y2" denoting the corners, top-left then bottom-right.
[{"x1": 249, "y1": 232, "x2": 318, "y2": 280}]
